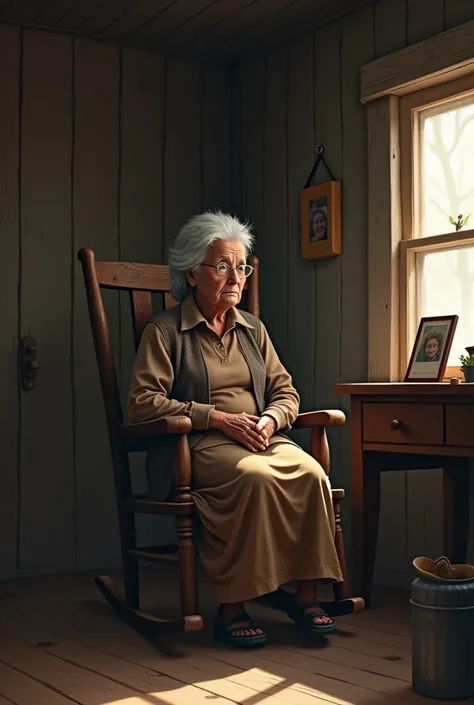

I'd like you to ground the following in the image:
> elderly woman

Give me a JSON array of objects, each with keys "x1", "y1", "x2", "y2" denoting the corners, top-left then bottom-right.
[{"x1": 128, "y1": 211, "x2": 343, "y2": 648}]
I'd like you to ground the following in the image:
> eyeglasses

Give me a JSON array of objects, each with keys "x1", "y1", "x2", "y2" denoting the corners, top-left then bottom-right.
[{"x1": 201, "y1": 262, "x2": 254, "y2": 278}]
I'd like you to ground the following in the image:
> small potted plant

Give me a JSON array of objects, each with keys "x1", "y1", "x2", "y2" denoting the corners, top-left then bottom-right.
[
  {"x1": 450, "y1": 213, "x2": 472, "y2": 231},
  {"x1": 460, "y1": 347, "x2": 474, "y2": 382}
]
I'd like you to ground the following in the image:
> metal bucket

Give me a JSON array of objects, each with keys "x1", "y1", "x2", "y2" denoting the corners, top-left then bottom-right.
[{"x1": 411, "y1": 575, "x2": 474, "y2": 699}]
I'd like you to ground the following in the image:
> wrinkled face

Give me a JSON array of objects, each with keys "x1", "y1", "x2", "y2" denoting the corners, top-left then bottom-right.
[
  {"x1": 312, "y1": 212, "x2": 327, "y2": 240},
  {"x1": 424, "y1": 337, "x2": 439, "y2": 360},
  {"x1": 186, "y1": 239, "x2": 247, "y2": 310}
]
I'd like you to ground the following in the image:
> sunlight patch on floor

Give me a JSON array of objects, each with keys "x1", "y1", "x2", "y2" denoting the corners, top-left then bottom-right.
[{"x1": 196, "y1": 667, "x2": 356, "y2": 705}]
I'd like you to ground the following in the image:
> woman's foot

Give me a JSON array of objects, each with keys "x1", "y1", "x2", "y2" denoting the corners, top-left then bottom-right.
[
  {"x1": 213, "y1": 603, "x2": 267, "y2": 648},
  {"x1": 295, "y1": 597, "x2": 333, "y2": 627},
  {"x1": 288, "y1": 579, "x2": 335, "y2": 633},
  {"x1": 220, "y1": 603, "x2": 264, "y2": 637}
]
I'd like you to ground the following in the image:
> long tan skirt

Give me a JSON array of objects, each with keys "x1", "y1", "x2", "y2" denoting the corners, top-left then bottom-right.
[{"x1": 191, "y1": 440, "x2": 343, "y2": 604}]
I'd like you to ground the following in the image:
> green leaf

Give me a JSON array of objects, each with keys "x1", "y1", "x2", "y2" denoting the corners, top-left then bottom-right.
[{"x1": 460, "y1": 354, "x2": 474, "y2": 367}]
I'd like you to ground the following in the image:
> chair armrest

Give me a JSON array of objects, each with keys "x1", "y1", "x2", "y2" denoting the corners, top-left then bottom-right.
[
  {"x1": 293, "y1": 410, "x2": 346, "y2": 429},
  {"x1": 120, "y1": 416, "x2": 192, "y2": 439},
  {"x1": 294, "y1": 411, "x2": 345, "y2": 473},
  {"x1": 121, "y1": 417, "x2": 193, "y2": 497}
]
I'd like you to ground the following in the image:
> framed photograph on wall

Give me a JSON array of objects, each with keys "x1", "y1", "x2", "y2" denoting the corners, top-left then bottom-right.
[
  {"x1": 300, "y1": 181, "x2": 341, "y2": 260},
  {"x1": 404, "y1": 315, "x2": 458, "y2": 382}
]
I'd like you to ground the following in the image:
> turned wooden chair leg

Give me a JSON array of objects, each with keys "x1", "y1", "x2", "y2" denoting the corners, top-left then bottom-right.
[
  {"x1": 318, "y1": 496, "x2": 366, "y2": 617},
  {"x1": 174, "y1": 435, "x2": 199, "y2": 618},
  {"x1": 176, "y1": 513, "x2": 199, "y2": 617},
  {"x1": 94, "y1": 507, "x2": 203, "y2": 637},
  {"x1": 332, "y1": 500, "x2": 350, "y2": 601}
]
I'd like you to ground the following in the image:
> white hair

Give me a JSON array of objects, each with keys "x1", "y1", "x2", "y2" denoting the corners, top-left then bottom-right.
[{"x1": 168, "y1": 210, "x2": 254, "y2": 302}]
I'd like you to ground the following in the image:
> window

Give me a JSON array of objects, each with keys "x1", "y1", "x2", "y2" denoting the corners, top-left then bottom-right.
[{"x1": 400, "y1": 74, "x2": 474, "y2": 378}]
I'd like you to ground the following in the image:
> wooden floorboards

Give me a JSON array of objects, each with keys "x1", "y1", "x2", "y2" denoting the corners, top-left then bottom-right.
[{"x1": 0, "y1": 566, "x2": 470, "y2": 705}]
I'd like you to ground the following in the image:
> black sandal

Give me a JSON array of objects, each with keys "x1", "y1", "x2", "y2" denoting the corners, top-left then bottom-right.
[
  {"x1": 286, "y1": 599, "x2": 335, "y2": 635},
  {"x1": 213, "y1": 611, "x2": 267, "y2": 648}
]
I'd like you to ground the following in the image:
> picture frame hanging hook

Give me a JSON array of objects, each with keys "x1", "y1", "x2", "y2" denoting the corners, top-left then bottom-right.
[{"x1": 316, "y1": 144, "x2": 325, "y2": 156}]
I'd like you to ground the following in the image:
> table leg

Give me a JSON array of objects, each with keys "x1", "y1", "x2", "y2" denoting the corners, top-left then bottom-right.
[
  {"x1": 443, "y1": 458, "x2": 470, "y2": 564},
  {"x1": 350, "y1": 399, "x2": 381, "y2": 606}
]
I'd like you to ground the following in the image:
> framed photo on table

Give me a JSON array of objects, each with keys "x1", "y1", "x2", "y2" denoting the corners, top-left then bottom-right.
[
  {"x1": 404, "y1": 315, "x2": 458, "y2": 382},
  {"x1": 300, "y1": 181, "x2": 341, "y2": 260}
]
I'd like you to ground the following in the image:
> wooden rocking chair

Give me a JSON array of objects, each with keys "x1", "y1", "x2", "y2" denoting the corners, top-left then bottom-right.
[{"x1": 78, "y1": 247, "x2": 365, "y2": 638}]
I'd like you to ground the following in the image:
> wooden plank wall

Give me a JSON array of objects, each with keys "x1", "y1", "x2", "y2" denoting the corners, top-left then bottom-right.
[
  {"x1": 20, "y1": 29, "x2": 75, "y2": 573},
  {"x1": 0, "y1": 23, "x2": 231, "y2": 581},
  {"x1": 234, "y1": 0, "x2": 474, "y2": 588}
]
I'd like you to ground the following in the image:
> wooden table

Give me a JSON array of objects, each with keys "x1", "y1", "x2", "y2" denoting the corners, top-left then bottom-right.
[{"x1": 335, "y1": 383, "x2": 473, "y2": 606}]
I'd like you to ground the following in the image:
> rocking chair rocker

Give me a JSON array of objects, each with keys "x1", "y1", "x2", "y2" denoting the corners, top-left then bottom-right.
[{"x1": 78, "y1": 247, "x2": 365, "y2": 637}]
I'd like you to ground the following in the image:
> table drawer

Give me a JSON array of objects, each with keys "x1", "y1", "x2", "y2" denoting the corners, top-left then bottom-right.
[
  {"x1": 363, "y1": 402, "x2": 444, "y2": 445},
  {"x1": 446, "y1": 404, "x2": 474, "y2": 446}
]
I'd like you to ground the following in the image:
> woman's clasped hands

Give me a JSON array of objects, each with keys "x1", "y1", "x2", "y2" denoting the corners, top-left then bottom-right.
[{"x1": 210, "y1": 410, "x2": 277, "y2": 452}]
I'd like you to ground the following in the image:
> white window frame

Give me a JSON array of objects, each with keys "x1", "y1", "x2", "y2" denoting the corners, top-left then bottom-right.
[
  {"x1": 399, "y1": 74, "x2": 474, "y2": 378},
  {"x1": 363, "y1": 19, "x2": 474, "y2": 382}
]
